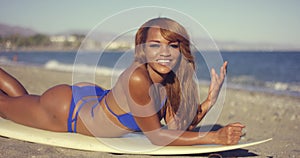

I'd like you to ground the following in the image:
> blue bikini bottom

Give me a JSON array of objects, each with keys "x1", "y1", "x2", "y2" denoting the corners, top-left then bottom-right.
[{"x1": 67, "y1": 85, "x2": 109, "y2": 133}]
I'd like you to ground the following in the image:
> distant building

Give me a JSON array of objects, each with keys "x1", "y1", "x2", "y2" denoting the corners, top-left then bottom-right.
[{"x1": 50, "y1": 35, "x2": 77, "y2": 43}]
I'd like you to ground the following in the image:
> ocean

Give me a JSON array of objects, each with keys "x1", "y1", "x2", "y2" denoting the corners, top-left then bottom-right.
[{"x1": 0, "y1": 51, "x2": 299, "y2": 97}]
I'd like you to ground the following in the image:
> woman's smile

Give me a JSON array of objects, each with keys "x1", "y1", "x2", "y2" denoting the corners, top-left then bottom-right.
[{"x1": 156, "y1": 58, "x2": 172, "y2": 66}]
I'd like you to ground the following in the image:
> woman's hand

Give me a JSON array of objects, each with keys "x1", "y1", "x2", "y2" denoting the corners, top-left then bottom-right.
[
  {"x1": 213, "y1": 122, "x2": 245, "y2": 145},
  {"x1": 206, "y1": 61, "x2": 228, "y2": 107},
  {"x1": 189, "y1": 62, "x2": 228, "y2": 130}
]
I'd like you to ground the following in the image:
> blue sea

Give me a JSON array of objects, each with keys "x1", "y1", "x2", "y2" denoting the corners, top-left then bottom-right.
[{"x1": 0, "y1": 51, "x2": 300, "y2": 97}]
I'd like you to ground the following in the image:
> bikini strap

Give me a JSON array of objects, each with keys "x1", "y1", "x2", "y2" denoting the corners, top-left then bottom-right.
[
  {"x1": 161, "y1": 97, "x2": 167, "y2": 108},
  {"x1": 91, "y1": 90, "x2": 110, "y2": 117},
  {"x1": 67, "y1": 97, "x2": 76, "y2": 132},
  {"x1": 72, "y1": 97, "x2": 99, "y2": 133},
  {"x1": 104, "y1": 96, "x2": 119, "y2": 118}
]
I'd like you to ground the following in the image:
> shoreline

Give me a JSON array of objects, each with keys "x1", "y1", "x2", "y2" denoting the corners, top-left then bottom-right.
[
  {"x1": 2, "y1": 61, "x2": 299, "y2": 98},
  {"x1": 0, "y1": 64, "x2": 299, "y2": 157}
]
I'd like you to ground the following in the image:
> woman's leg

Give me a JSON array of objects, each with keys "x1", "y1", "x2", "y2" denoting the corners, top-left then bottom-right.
[
  {"x1": 0, "y1": 68, "x2": 28, "y2": 97},
  {"x1": 0, "y1": 84, "x2": 72, "y2": 132}
]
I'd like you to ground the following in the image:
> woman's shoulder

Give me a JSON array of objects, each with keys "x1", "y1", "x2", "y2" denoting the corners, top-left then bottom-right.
[
  {"x1": 125, "y1": 64, "x2": 153, "y2": 105},
  {"x1": 121, "y1": 63, "x2": 151, "y2": 86},
  {"x1": 116, "y1": 63, "x2": 152, "y2": 100}
]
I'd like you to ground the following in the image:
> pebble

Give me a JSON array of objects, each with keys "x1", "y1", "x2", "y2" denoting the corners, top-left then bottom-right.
[{"x1": 290, "y1": 114, "x2": 298, "y2": 121}]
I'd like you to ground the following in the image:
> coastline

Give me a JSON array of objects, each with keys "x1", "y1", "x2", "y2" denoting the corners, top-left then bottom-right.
[{"x1": 0, "y1": 64, "x2": 299, "y2": 157}]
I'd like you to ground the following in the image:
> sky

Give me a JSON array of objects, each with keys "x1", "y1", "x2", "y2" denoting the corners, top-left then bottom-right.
[{"x1": 0, "y1": 0, "x2": 299, "y2": 49}]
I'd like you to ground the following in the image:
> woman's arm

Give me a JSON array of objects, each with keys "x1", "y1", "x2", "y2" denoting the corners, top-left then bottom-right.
[
  {"x1": 188, "y1": 61, "x2": 228, "y2": 130},
  {"x1": 158, "y1": 123, "x2": 244, "y2": 146},
  {"x1": 126, "y1": 64, "x2": 244, "y2": 146},
  {"x1": 134, "y1": 110, "x2": 244, "y2": 146}
]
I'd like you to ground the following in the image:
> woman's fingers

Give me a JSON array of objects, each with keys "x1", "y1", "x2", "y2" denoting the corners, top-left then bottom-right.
[
  {"x1": 211, "y1": 61, "x2": 228, "y2": 85},
  {"x1": 217, "y1": 122, "x2": 245, "y2": 145},
  {"x1": 229, "y1": 122, "x2": 246, "y2": 128},
  {"x1": 220, "y1": 61, "x2": 227, "y2": 80}
]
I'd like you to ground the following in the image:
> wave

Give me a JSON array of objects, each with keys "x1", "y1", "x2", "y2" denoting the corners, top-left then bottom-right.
[
  {"x1": 0, "y1": 56, "x2": 11, "y2": 63},
  {"x1": 0, "y1": 56, "x2": 29, "y2": 66},
  {"x1": 227, "y1": 75, "x2": 300, "y2": 96},
  {"x1": 44, "y1": 60, "x2": 125, "y2": 76}
]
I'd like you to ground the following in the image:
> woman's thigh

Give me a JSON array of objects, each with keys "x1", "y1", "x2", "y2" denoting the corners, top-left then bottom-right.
[{"x1": 0, "y1": 84, "x2": 72, "y2": 132}]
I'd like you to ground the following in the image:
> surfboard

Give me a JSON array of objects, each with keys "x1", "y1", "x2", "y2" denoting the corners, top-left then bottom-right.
[{"x1": 0, "y1": 118, "x2": 271, "y2": 155}]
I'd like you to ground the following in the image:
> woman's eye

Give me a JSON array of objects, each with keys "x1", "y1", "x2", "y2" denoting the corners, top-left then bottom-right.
[
  {"x1": 169, "y1": 44, "x2": 179, "y2": 49},
  {"x1": 149, "y1": 44, "x2": 160, "y2": 48}
]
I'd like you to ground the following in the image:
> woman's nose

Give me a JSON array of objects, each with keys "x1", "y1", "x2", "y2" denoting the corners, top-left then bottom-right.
[{"x1": 159, "y1": 45, "x2": 171, "y2": 56}]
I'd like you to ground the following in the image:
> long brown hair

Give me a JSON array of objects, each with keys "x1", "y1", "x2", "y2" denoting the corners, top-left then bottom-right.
[{"x1": 135, "y1": 17, "x2": 199, "y2": 130}]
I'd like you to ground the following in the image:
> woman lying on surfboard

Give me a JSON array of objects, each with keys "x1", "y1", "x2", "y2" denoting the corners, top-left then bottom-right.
[{"x1": 0, "y1": 17, "x2": 245, "y2": 146}]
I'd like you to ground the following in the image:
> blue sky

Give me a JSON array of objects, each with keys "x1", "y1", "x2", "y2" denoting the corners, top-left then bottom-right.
[{"x1": 0, "y1": 0, "x2": 299, "y2": 48}]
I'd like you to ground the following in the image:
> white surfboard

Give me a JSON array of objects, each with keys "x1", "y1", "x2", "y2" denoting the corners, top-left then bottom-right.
[{"x1": 0, "y1": 118, "x2": 271, "y2": 155}]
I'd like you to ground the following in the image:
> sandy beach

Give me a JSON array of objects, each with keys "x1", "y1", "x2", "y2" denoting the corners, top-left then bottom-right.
[{"x1": 0, "y1": 64, "x2": 299, "y2": 158}]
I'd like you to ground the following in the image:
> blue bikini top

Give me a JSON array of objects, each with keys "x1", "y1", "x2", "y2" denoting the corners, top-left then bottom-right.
[{"x1": 104, "y1": 95, "x2": 166, "y2": 132}]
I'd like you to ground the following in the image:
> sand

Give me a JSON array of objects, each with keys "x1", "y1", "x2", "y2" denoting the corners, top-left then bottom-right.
[{"x1": 0, "y1": 64, "x2": 299, "y2": 158}]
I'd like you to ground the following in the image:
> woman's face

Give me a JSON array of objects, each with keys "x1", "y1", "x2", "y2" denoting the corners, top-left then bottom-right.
[{"x1": 144, "y1": 27, "x2": 181, "y2": 75}]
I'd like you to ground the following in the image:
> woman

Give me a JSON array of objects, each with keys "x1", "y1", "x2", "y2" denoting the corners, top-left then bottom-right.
[{"x1": 0, "y1": 17, "x2": 244, "y2": 146}]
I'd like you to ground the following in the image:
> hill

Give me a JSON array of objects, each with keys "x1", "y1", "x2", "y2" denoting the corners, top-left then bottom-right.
[{"x1": 0, "y1": 23, "x2": 37, "y2": 37}]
